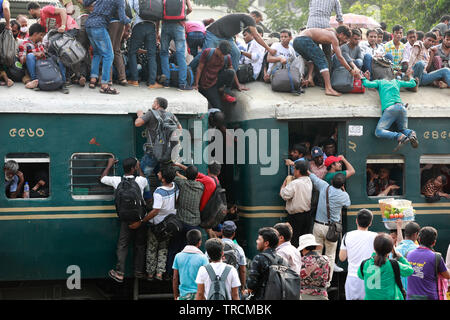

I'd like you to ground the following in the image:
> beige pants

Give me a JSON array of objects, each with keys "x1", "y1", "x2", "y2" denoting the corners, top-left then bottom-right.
[{"x1": 313, "y1": 222, "x2": 338, "y2": 287}]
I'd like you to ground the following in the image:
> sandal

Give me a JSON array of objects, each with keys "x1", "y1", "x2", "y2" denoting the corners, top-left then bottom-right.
[
  {"x1": 89, "y1": 78, "x2": 97, "y2": 89},
  {"x1": 108, "y1": 269, "x2": 124, "y2": 283},
  {"x1": 119, "y1": 79, "x2": 128, "y2": 86},
  {"x1": 100, "y1": 85, "x2": 119, "y2": 94}
]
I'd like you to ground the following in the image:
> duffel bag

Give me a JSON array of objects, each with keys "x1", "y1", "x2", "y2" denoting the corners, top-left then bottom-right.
[
  {"x1": 0, "y1": 29, "x2": 17, "y2": 67},
  {"x1": 236, "y1": 64, "x2": 254, "y2": 84},
  {"x1": 48, "y1": 30, "x2": 87, "y2": 67},
  {"x1": 372, "y1": 57, "x2": 395, "y2": 80},
  {"x1": 271, "y1": 63, "x2": 301, "y2": 93},
  {"x1": 331, "y1": 66, "x2": 354, "y2": 93},
  {"x1": 152, "y1": 214, "x2": 184, "y2": 241}
]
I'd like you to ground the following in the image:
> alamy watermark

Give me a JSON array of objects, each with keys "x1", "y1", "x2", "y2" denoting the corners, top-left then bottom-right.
[{"x1": 66, "y1": 265, "x2": 81, "y2": 290}]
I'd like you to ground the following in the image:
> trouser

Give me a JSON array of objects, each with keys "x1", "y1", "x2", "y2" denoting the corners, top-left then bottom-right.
[
  {"x1": 72, "y1": 14, "x2": 91, "y2": 79},
  {"x1": 345, "y1": 275, "x2": 365, "y2": 300},
  {"x1": 286, "y1": 211, "x2": 311, "y2": 248},
  {"x1": 187, "y1": 31, "x2": 205, "y2": 58},
  {"x1": 115, "y1": 221, "x2": 147, "y2": 275},
  {"x1": 412, "y1": 60, "x2": 450, "y2": 86},
  {"x1": 203, "y1": 30, "x2": 241, "y2": 71},
  {"x1": 322, "y1": 43, "x2": 332, "y2": 71},
  {"x1": 293, "y1": 36, "x2": 329, "y2": 73},
  {"x1": 129, "y1": 22, "x2": 158, "y2": 84},
  {"x1": 199, "y1": 69, "x2": 235, "y2": 110},
  {"x1": 375, "y1": 103, "x2": 412, "y2": 141},
  {"x1": 141, "y1": 152, "x2": 160, "y2": 200},
  {"x1": 108, "y1": 21, "x2": 126, "y2": 82},
  {"x1": 165, "y1": 222, "x2": 201, "y2": 277},
  {"x1": 362, "y1": 53, "x2": 394, "y2": 79},
  {"x1": 86, "y1": 26, "x2": 114, "y2": 84},
  {"x1": 26, "y1": 53, "x2": 66, "y2": 82},
  {"x1": 146, "y1": 226, "x2": 170, "y2": 276},
  {"x1": 161, "y1": 21, "x2": 187, "y2": 86},
  {"x1": 313, "y1": 222, "x2": 338, "y2": 287}
]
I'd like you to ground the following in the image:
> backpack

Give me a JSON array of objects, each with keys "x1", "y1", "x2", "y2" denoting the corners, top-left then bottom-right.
[
  {"x1": 205, "y1": 264, "x2": 232, "y2": 300},
  {"x1": 169, "y1": 63, "x2": 194, "y2": 87},
  {"x1": 0, "y1": 29, "x2": 17, "y2": 67},
  {"x1": 146, "y1": 109, "x2": 179, "y2": 162},
  {"x1": 48, "y1": 30, "x2": 87, "y2": 67},
  {"x1": 163, "y1": 0, "x2": 186, "y2": 21},
  {"x1": 114, "y1": 177, "x2": 146, "y2": 223},
  {"x1": 372, "y1": 56, "x2": 395, "y2": 80},
  {"x1": 36, "y1": 56, "x2": 64, "y2": 91},
  {"x1": 360, "y1": 258, "x2": 406, "y2": 299},
  {"x1": 331, "y1": 66, "x2": 354, "y2": 93},
  {"x1": 236, "y1": 64, "x2": 254, "y2": 84},
  {"x1": 6, "y1": 57, "x2": 25, "y2": 82},
  {"x1": 189, "y1": 48, "x2": 231, "y2": 75},
  {"x1": 223, "y1": 241, "x2": 240, "y2": 270},
  {"x1": 261, "y1": 253, "x2": 301, "y2": 300},
  {"x1": 200, "y1": 178, "x2": 227, "y2": 229},
  {"x1": 270, "y1": 63, "x2": 302, "y2": 94},
  {"x1": 138, "y1": 0, "x2": 163, "y2": 21}
]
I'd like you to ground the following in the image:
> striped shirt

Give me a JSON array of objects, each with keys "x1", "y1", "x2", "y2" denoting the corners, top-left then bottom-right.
[
  {"x1": 18, "y1": 39, "x2": 45, "y2": 62},
  {"x1": 384, "y1": 40, "x2": 405, "y2": 70},
  {"x1": 151, "y1": 184, "x2": 179, "y2": 225},
  {"x1": 174, "y1": 176, "x2": 204, "y2": 226},
  {"x1": 306, "y1": 0, "x2": 344, "y2": 29}
]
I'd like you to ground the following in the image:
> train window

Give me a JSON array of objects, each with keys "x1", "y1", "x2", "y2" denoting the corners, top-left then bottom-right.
[
  {"x1": 366, "y1": 156, "x2": 405, "y2": 197},
  {"x1": 420, "y1": 155, "x2": 450, "y2": 202},
  {"x1": 70, "y1": 153, "x2": 116, "y2": 200},
  {"x1": 4, "y1": 153, "x2": 50, "y2": 199}
]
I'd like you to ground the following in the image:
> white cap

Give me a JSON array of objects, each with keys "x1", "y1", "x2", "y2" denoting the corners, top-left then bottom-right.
[{"x1": 297, "y1": 234, "x2": 320, "y2": 251}]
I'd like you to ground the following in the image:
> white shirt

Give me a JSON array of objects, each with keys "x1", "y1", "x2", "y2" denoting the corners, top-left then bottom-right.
[
  {"x1": 276, "y1": 241, "x2": 302, "y2": 275},
  {"x1": 100, "y1": 175, "x2": 148, "y2": 196},
  {"x1": 360, "y1": 41, "x2": 385, "y2": 57},
  {"x1": 280, "y1": 176, "x2": 313, "y2": 214},
  {"x1": 243, "y1": 39, "x2": 265, "y2": 79},
  {"x1": 340, "y1": 230, "x2": 378, "y2": 277},
  {"x1": 267, "y1": 42, "x2": 297, "y2": 75},
  {"x1": 151, "y1": 184, "x2": 178, "y2": 225},
  {"x1": 195, "y1": 262, "x2": 241, "y2": 299},
  {"x1": 402, "y1": 42, "x2": 414, "y2": 63}
]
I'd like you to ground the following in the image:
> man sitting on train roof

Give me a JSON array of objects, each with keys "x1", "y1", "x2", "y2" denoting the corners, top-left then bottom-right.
[
  {"x1": 323, "y1": 155, "x2": 355, "y2": 185},
  {"x1": 4, "y1": 160, "x2": 24, "y2": 199},
  {"x1": 367, "y1": 166, "x2": 400, "y2": 197}
]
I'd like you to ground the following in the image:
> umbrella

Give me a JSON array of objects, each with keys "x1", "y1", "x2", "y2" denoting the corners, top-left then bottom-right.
[{"x1": 330, "y1": 13, "x2": 381, "y2": 29}]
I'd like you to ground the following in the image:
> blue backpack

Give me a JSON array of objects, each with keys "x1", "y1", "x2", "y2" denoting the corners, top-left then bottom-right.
[{"x1": 189, "y1": 48, "x2": 231, "y2": 75}]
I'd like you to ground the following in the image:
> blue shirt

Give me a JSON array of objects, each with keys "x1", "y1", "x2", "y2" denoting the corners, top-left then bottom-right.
[
  {"x1": 395, "y1": 239, "x2": 419, "y2": 290},
  {"x1": 309, "y1": 173, "x2": 351, "y2": 223},
  {"x1": 84, "y1": 0, "x2": 131, "y2": 29},
  {"x1": 173, "y1": 250, "x2": 209, "y2": 297},
  {"x1": 0, "y1": 0, "x2": 4, "y2": 19},
  {"x1": 289, "y1": 157, "x2": 305, "y2": 175},
  {"x1": 5, "y1": 175, "x2": 19, "y2": 194}
]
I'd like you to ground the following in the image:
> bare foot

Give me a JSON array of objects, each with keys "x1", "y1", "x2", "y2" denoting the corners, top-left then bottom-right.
[
  {"x1": 307, "y1": 77, "x2": 315, "y2": 87},
  {"x1": 25, "y1": 79, "x2": 39, "y2": 89},
  {"x1": 325, "y1": 88, "x2": 342, "y2": 96},
  {"x1": 438, "y1": 81, "x2": 448, "y2": 89},
  {"x1": 7, "y1": 79, "x2": 14, "y2": 87}
]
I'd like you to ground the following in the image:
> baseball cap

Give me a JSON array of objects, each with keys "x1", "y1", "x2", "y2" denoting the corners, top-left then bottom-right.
[
  {"x1": 324, "y1": 155, "x2": 342, "y2": 168},
  {"x1": 311, "y1": 147, "x2": 324, "y2": 158},
  {"x1": 222, "y1": 221, "x2": 237, "y2": 233}
]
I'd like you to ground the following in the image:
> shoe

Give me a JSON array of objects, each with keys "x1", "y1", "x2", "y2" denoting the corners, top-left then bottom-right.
[
  {"x1": 222, "y1": 93, "x2": 236, "y2": 103},
  {"x1": 159, "y1": 74, "x2": 167, "y2": 84},
  {"x1": 393, "y1": 134, "x2": 409, "y2": 152},
  {"x1": 79, "y1": 76, "x2": 86, "y2": 87},
  {"x1": 127, "y1": 80, "x2": 139, "y2": 87},
  {"x1": 61, "y1": 85, "x2": 70, "y2": 94},
  {"x1": 64, "y1": 81, "x2": 72, "y2": 88},
  {"x1": 148, "y1": 83, "x2": 164, "y2": 89},
  {"x1": 108, "y1": 270, "x2": 124, "y2": 283},
  {"x1": 155, "y1": 273, "x2": 163, "y2": 281},
  {"x1": 409, "y1": 131, "x2": 419, "y2": 148},
  {"x1": 334, "y1": 265, "x2": 344, "y2": 272},
  {"x1": 178, "y1": 84, "x2": 193, "y2": 91}
]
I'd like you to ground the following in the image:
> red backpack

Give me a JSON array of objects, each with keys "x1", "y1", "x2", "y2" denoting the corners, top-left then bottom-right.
[{"x1": 163, "y1": 0, "x2": 186, "y2": 20}]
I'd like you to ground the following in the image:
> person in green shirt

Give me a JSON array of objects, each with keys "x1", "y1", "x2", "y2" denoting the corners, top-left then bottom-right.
[
  {"x1": 362, "y1": 69, "x2": 419, "y2": 151},
  {"x1": 357, "y1": 233, "x2": 414, "y2": 300},
  {"x1": 324, "y1": 155, "x2": 355, "y2": 184}
]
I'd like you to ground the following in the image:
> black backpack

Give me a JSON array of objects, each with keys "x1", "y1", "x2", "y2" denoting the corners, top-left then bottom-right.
[
  {"x1": 261, "y1": 253, "x2": 301, "y2": 300},
  {"x1": 6, "y1": 57, "x2": 26, "y2": 82},
  {"x1": 223, "y1": 241, "x2": 240, "y2": 270},
  {"x1": 36, "y1": 56, "x2": 64, "y2": 91},
  {"x1": 237, "y1": 64, "x2": 254, "y2": 84},
  {"x1": 114, "y1": 177, "x2": 146, "y2": 223},
  {"x1": 146, "y1": 109, "x2": 179, "y2": 163},
  {"x1": 0, "y1": 29, "x2": 16, "y2": 67},
  {"x1": 138, "y1": 0, "x2": 163, "y2": 21},
  {"x1": 200, "y1": 178, "x2": 227, "y2": 229},
  {"x1": 48, "y1": 30, "x2": 87, "y2": 67},
  {"x1": 163, "y1": 0, "x2": 186, "y2": 21}
]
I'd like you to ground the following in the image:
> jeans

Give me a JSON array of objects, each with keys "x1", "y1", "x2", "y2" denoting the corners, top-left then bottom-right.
[
  {"x1": 115, "y1": 221, "x2": 147, "y2": 275},
  {"x1": 203, "y1": 30, "x2": 241, "y2": 71},
  {"x1": 331, "y1": 54, "x2": 362, "y2": 71},
  {"x1": 141, "y1": 152, "x2": 160, "y2": 199},
  {"x1": 86, "y1": 27, "x2": 114, "y2": 84},
  {"x1": 293, "y1": 36, "x2": 329, "y2": 72},
  {"x1": 362, "y1": 53, "x2": 394, "y2": 79},
  {"x1": 412, "y1": 61, "x2": 450, "y2": 86},
  {"x1": 199, "y1": 68, "x2": 235, "y2": 110},
  {"x1": 129, "y1": 22, "x2": 158, "y2": 84},
  {"x1": 187, "y1": 31, "x2": 205, "y2": 58},
  {"x1": 160, "y1": 22, "x2": 187, "y2": 86},
  {"x1": 26, "y1": 53, "x2": 66, "y2": 82},
  {"x1": 375, "y1": 103, "x2": 412, "y2": 140}
]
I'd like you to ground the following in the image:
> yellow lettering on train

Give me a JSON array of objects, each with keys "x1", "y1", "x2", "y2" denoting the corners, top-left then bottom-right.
[
  {"x1": 18, "y1": 129, "x2": 25, "y2": 137},
  {"x1": 36, "y1": 128, "x2": 45, "y2": 137},
  {"x1": 348, "y1": 141, "x2": 357, "y2": 152},
  {"x1": 424, "y1": 131, "x2": 430, "y2": 139},
  {"x1": 441, "y1": 131, "x2": 447, "y2": 139},
  {"x1": 9, "y1": 129, "x2": 17, "y2": 137},
  {"x1": 8, "y1": 128, "x2": 45, "y2": 138},
  {"x1": 27, "y1": 128, "x2": 35, "y2": 137},
  {"x1": 432, "y1": 131, "x2": 439, "y2": 139}
]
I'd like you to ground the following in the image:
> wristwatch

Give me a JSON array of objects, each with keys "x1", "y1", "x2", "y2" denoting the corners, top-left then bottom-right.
[{"x1": 61, "y1": 25, "x2": 66, "y2": 29}]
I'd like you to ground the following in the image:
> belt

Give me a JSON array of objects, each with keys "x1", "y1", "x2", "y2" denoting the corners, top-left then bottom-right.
[{"x1": 314, "y1": 220, "x2": 330, "y2": 226}]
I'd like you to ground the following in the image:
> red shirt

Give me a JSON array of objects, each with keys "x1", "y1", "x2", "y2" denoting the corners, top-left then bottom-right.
[
  {"x1": 197, "y1": 173, "x2": 218, "y2": 212},
  {"x1": 40, "y1": 5, "x2": 79, "y2": 32},
  {"x1": 199, "y1": 48, "x2": 231, "y2": 89}
]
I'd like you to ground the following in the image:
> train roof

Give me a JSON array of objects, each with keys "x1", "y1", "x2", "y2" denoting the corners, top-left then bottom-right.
[
  {"x1": 226, "y1": 82, "x2": 450, "y2": 122},
  {"x1": 0, "y1": 85, "x2": 209, "y2": 116}
]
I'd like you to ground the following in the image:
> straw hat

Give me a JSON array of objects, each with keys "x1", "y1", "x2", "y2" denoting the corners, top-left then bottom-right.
[{"x1": 298, "y1": 234, "x2": 320, "y2": 251}]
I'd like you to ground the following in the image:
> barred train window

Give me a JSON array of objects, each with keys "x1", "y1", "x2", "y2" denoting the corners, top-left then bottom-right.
[
  {"x1": 71, "y1": 153, "x2": 115, "y2": 200},
  {"x1": 420, "y1": 155, "x2": 450, "y2": 202},
  {"x1": 366, "y1": 155, "x2": 405, "y2": 197},
  {"x1": 4, "y1": 153, "x2": 50, "y2": 199}
]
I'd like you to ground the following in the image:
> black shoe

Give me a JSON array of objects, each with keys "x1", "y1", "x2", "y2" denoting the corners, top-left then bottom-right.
[
  {"x1": 409, "y1": 131, "x2": 419, "y2": 148},
  {"x1": 61, "y1": 85, "x2": 70, "y2": 94},
  {"x1": 393, "y1": 135, "x2": 409, "y2": 152}
]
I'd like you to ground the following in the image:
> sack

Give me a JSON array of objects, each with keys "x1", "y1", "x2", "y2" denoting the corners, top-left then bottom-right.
[
  {"x1": 169, "y1": 63, "x2": 194, "y2": 87},
  {"x1": 138, "y1": 0, "x2": 163, "y2": 21},
  {"x1": 6, "y1": 57, "x2": 26, "y2": 82},
  {"x1": 152, "y1": 214, "x2": 183, "y2": 241},
  {"x1": 48, "y1": 30, "x2": 87, "y2": 67},
  {"x1": 200, "y1": 178, "x2": 227, "y2": 229},
  {"x1": 189, "y1": 48, "x2": 231, "y2": 75},
  {"x1": 36, "y1": 56, "x2": 64, "y2": 91},
  {"x1": 114, "y1": 177, "x2": 146, "y2": 223},
  {"x1": 0, "y1": 29, "x2": 17, "y2": 67},
  {"x1": 205, "y1": 264, "x2": 232, "y2": 300},
  {"x1": 236, "y1": 64, "x2": 254, "y2": 83},
  {"x1": 163, "y1": 0, "x2": 186, "y2": 21},
  {"x1": 372, "y1": 57, "x2": 395, "y2": 80},
  {"x1": 331, "y1": 66, "x2": 354, "y2": 93},
  {"x1": 223, "y1": 241, "x2": 240, "y2": 270},
  {"x1": 271, "y1": 63, "x2": 302, "y2": 93},
  {"x1": 261, "y1": 253, "x2": 301, "y2": 300},
  {"x1": 146, "y1": 109, "x2": 179, "y2": 162},
  {"x1": 324, "y1": 186, "x2": 343, "y2": 242},
  {"x1": 349, "y1": 77, "x2": 365, "y2": 93}
]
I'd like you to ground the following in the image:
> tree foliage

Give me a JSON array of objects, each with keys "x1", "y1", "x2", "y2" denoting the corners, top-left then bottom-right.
[{"x1": 194, "y1": 0, "x2": 255, "y2": 12}]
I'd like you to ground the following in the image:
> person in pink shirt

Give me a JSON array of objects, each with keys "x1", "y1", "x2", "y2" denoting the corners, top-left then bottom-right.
[
  {"x1": 184, "y1": 18, "x2": 214, "y2": 57},
  {"x1": 28, "y1": 2, "x2": 78, "y2": 33}
]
